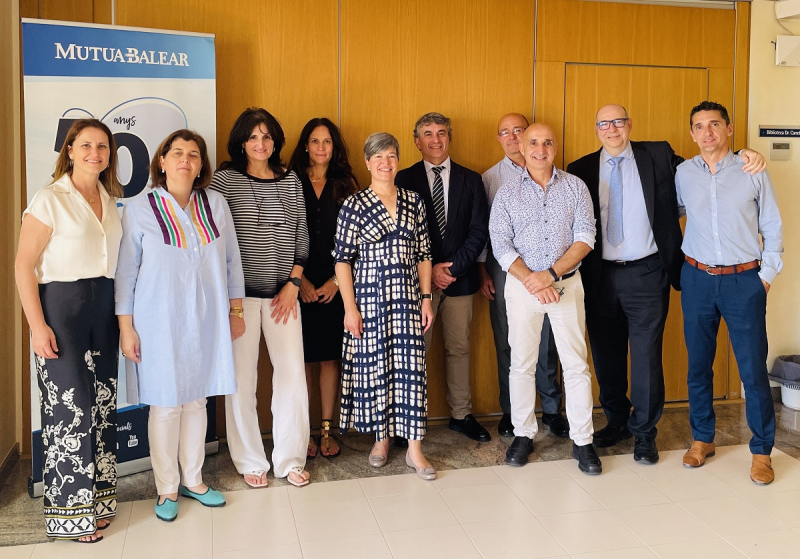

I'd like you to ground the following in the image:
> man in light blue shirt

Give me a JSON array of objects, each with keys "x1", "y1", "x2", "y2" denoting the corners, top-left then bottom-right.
[{"x1": 676, "y1": 101, "x2": 783, "y2": 485}]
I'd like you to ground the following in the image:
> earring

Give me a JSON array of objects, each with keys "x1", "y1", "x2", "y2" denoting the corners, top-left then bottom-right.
[
  {"x1": 69, "y1": 160, "x2": 73, "y2": 167},
  {"x1": 161, "y1": 168, "x2": 165, "y2": 173},
  {"x1": 305, "y1": 149, "x2": 308, "y2": 152}
]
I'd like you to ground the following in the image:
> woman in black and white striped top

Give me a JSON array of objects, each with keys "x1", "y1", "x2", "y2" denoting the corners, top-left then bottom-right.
[{"x1": 210, "y1": 107, "x2": 311, "y2": 489}]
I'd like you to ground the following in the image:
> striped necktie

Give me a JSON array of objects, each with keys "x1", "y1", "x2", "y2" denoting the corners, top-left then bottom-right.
[
  {"x1": 432, "y1": 165, "x2": 446, "y2": 236},
  {"x1": 607, "y1": 156, "x2": 624, "y2": 247}
]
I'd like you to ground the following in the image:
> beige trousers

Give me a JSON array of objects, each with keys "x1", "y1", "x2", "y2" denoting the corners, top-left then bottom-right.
[{"x1": 424, "y1": 291, "x2": 474, "y2": 419}]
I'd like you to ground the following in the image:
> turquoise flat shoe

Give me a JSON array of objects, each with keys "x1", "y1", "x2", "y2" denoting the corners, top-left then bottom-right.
[
  {"x1": 179, "y1": 485, "x2": 226, "y2": 507},
  {"x1": 154, "y1": 497, "x2": 178, "y2": 521}
]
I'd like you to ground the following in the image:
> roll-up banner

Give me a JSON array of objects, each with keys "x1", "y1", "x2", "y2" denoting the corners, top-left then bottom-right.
[{"x1": 21, "y1": 19, "x2": 218, "y2": 498}]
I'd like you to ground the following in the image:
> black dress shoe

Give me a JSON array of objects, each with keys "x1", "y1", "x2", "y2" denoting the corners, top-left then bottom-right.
[
  {"x1": 633, "y1": 436, "x2": 659, "y2": 465},
  {"x1": 505, "y1": 436, "x2": 534, "y2": 466},
  {"x1": 393, "y1": 436, "x2": 408, "y2": 449},
  {"x1": 541, "y1": 412, "x2": 570, "y2": 438},
  {"x1": 593, "y1": 423, "x2": 632, "y2": 448},
  {"x1": 497, "y1": 413, "x2": 514, "y2": 437},
  {"x1": 449, "y1": 414, "x2": 491, "y2": 442},
  {"x1": 572, "y1": 443, "x2": 602, "y2": 475}
]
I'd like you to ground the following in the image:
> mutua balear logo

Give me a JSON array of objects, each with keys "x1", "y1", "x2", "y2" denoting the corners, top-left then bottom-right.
[{"x1": 54, "y1": 42, "x2": 190, "y2": 66}]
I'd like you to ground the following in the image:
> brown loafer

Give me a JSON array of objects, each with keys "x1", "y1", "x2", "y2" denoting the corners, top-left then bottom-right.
[
  {"x1": 683, "y1": 441, "x2": 715, "y2": 468},
  {"x1": 750, "y1": 454, "x2": 774, "y2": 485}
]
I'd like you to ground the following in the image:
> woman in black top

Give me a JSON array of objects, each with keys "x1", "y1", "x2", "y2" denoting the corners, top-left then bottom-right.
[{"x1": 289, "y1": 118, "x2": 358, "y2": 459}]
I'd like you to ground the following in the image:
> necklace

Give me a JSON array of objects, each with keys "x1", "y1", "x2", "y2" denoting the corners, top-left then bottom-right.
[{"x1": 310, "y1": 178, "x2": 326, "y2": 183}]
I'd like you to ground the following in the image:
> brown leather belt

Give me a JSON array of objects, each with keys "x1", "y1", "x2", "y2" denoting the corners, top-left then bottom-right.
[{"x1": 685, "y1": 256, "x2": 759, "y2": 275}]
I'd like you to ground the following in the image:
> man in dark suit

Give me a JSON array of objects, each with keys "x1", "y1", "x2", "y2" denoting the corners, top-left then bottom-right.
[
  {"x1": 396, "y1": 112, "x2": 491, "y2": 443},
  {"x1": 567, "y1": 104, "x2": 764, "y2": 464}
]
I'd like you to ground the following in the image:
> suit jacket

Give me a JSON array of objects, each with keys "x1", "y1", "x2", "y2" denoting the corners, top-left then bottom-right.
[
  {"x1": 566, "y1": 141, "x2": 684, "y2": 303},
  {"x1": 396, "y1": 160, "x2": 489, "y2": 297}
]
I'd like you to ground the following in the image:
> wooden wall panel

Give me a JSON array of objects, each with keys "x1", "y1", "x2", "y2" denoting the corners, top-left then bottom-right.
[
  {"x1": 563, "y1": 64, "x2": 708, "y2": 166},
  {"x1": 341, "y1": 0, "x2": 535, "y2": 417},
  {"x1": 116, "y1": 0, "x2": 338, "y2": 175},
  {"x1": 39, "y1": 0, "x2": 93, "y2": 22},
  {"x1": 340, "y1": 0, "x2": 535, "y2": 189},
  {"x1": 537, "y1": 0, "x2": 736, "y2": 69}
]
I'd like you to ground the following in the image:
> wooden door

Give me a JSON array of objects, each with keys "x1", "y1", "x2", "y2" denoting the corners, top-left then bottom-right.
[{"x1": 563, "y1": 63, "x2": 734, "y2": 403}]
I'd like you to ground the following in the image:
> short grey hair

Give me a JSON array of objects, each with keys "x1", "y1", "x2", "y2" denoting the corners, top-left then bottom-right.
[
  {"x1": 413, "y1": 112, "x2": 452, "y2": 140},
  {"x1": 364, "y1": 132, "x2": 400, "y2": 160}
]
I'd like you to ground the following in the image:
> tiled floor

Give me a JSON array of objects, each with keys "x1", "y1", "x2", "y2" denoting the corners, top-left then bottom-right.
[{"x1": 3, "y1": 444, "x2": 800, "y2": 558}]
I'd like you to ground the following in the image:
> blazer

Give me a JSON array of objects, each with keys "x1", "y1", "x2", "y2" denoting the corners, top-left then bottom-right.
[
  {"x1": 566, "y1": 141, "x2": 684, "y2": 302},
  {"x1": 396, "y1": 160, "x2": 489, "y2": 297}
]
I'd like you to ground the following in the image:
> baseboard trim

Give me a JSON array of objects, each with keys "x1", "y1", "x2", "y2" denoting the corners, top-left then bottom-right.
[{"x1": 0, "y1": 443, "x2": 20, "y2": 487}]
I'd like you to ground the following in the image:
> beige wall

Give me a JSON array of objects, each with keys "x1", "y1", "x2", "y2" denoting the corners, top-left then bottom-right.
[
  {"x1": 0, "y1": 0, "x2": 23, "y2": 465},
  {"x1": 749, "y1": 1, "x2": 800, "y2": 368}
]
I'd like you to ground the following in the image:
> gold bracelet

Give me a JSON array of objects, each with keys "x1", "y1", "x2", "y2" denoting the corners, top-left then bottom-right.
[{"x1": 230, "y1": 307, "x2": 244, "y2": 319}]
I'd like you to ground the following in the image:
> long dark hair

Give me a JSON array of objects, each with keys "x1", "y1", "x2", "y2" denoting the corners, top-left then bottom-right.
[
  {"x1": 219, "y1": 107, "x2": 285, "y2": 177},
  {"x1": 53, "y1": 119, "x2": 123, "y2": 198},
  {"x1": 288, "y1": 118, "x2": 359, "y2": 204}
]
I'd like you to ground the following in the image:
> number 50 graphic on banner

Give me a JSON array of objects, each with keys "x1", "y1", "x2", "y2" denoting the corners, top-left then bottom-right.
[{"x1": 53, "y1": 98, "x2": 189, "y2": 200}]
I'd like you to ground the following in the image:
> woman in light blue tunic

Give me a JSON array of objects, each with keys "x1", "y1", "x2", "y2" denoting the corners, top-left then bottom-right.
[{"x1": 115, "y1": 129, "x2": 245, "y2": 521}]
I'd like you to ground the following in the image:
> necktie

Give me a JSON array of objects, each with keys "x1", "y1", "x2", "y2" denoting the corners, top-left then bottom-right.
[
  {"x1": 432, "y1": 165, "x2": 446, "y2": 236},
  {"x1": 607, "y1": 156, "x2": 624, "y2": 247}
]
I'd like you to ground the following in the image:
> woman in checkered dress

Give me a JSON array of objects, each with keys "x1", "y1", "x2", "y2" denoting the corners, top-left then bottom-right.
[{"x1": 333, "y1": 132, "x2": 437, "y2": 478}]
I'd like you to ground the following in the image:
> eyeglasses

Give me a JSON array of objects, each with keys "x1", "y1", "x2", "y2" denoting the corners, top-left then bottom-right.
[
  {"x1": 498, "y1": 127, "x2": 526, "y2": 138},
  {"x1": 596, "y1": 118, "x2": 630, "y2": 130}
]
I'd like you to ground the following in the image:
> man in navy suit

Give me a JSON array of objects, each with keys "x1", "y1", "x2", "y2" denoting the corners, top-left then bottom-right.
[
  {"x1": 395, "y1": 112, "x2": 491, "y2": 443},
  {"x1": 567, "y1": 104, "x2": 764, "y2": 464}
]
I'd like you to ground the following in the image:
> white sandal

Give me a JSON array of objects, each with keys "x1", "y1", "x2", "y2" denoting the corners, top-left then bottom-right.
[
  {"x1": 287, "y1": 467, "x2": 310, "y2": 488},
  {"x1": 244, "y1": 470, "x2": 268, "y2": 488}
]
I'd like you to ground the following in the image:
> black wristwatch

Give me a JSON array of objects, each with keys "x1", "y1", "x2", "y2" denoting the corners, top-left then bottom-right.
[
  {"x1": 288, "y1": 277, "x2": 302, "y2": 288},
  {"x1": 420, "y1": 293, "x2": 432, "y2": 300}
]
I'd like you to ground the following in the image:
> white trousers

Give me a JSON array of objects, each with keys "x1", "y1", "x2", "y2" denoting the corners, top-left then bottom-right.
[
  {"x1": 225, "y1": 296, "x2": 310, "y2": 478},
  {"x1": 148, "y1": 398, "x2": 207, "y2": 495},
  {"x1": 505, "y1": 272, "x2": 594, "y2": 445}
]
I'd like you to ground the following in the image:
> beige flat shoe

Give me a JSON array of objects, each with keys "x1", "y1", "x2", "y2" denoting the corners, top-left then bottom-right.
[{"x1": 405, "y1": 452, "x2": 436, "y2": 480}]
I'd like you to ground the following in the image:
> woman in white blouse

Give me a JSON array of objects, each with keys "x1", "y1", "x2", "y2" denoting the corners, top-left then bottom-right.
[{"x1": 15, "y1": 119, "x2": 123, "y2": 543}]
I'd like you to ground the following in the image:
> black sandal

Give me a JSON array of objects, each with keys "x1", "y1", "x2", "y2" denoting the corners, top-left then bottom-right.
[{"x1": 320, "y1": 420, "x2": 341, "y2": 458}]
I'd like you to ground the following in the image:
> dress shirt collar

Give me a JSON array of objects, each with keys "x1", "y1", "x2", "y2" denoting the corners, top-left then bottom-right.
[
  {"x1": 693, "y1": 149, "x2": 736, "y2": 174},
  {"x1": 52, "y1": 173, "x2": 111, "y2": 205},
  {"x1": 423, "y1": 157, "x2": 451, "y2": 174},
  {"x1": 501, "y1": 156, "x2": 525, "y2": 172},
  {"x1": 521, "y1": 165, "x2": 559, "y2": 189},
  {"x1": 600, "y1": 142, "x2": 634, "y2": 166}
]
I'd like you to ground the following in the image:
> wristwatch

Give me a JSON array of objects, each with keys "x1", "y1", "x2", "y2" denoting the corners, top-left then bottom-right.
[
  {"x1": 420, "y1": 293, "x2": 432, "y2": 300},
  {"x1": 288, "y1": 277, "x2": 302, "y2": 288}
]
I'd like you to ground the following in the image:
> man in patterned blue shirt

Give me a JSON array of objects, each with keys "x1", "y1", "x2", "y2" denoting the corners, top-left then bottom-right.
[
  {"x1": 489, "y1": 122, "x2": 601, "y2": 474},
  {"x1": 479, "y1": 113, "x2": 567, "y2": 440}
]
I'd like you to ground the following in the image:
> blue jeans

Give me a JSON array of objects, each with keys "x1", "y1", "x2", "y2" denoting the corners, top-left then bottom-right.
[{"x1": 680, "y1": 262, "x2": 774, "y2": 455}]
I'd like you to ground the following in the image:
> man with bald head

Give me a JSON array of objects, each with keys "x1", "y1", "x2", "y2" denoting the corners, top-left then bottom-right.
[
  {"x1": 567, "y1": 104, "x2": 764, "y2": 464},
  {"x1": 479, "y1": 113, "x2": 567, "y2": 440},
  {"x1": 490, "y1": 123, "x2": 600, "y2": 473}
]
